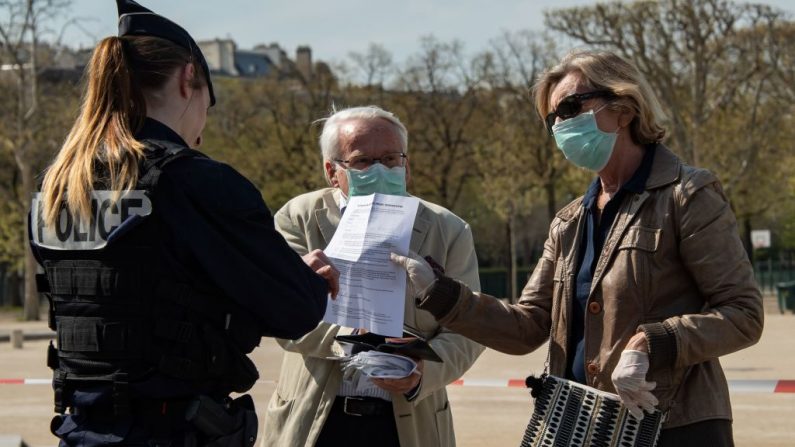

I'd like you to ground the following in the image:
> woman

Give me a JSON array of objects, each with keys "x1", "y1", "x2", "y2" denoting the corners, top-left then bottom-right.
[
  {"x1": 29, "y1": 1, "x2": 338, "y2": 446},
  {"x1": 392, "y1": 50, "x2": 763, "y2": 446}
]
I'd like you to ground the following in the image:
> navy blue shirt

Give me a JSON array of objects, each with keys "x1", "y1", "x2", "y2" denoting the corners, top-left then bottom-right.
[{"x1": 568, "y1": 145, "x2": 656, "y2": 383}]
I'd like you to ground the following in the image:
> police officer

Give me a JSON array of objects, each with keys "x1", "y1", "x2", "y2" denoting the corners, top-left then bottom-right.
[{"x1": 28, "y1": 1, "x2": 338, "y2": 445}]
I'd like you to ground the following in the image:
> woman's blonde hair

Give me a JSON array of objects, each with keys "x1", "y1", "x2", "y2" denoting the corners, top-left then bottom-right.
[
  {"x1": 40, "y1": 35, "x2": 206, "y2": 227},
  {"x1": 533, "y1": 50, "x2": 667, "y2": 145}
]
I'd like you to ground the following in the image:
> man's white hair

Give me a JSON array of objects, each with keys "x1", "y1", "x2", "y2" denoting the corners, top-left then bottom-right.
[{"x1": 318, "y1": 105, "x2": 408, "y2": 162}]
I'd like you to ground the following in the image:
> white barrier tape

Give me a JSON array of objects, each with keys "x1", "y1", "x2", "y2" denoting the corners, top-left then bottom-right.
[{"x1": 2, "y1": 378, "x2": 794, "y2": 393}]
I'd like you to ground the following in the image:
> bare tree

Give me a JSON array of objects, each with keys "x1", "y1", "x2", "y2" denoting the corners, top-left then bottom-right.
[
  {"x1": 485, "y1": 31, "x2": 564, "y2": 223},
  {"x1": 700, "y1": 19, "x2": 795, "y2": 257},
  {"x1": 474, "y1": 31, "x2": 567, "y2": 299},
  {"x1": 0, "y1": 0, "x2": 71, "y2": 319},
  {"x1": 204, "y1": 69, "x2": 343, "y2": 209},
  {"x1": 348, "y1": 43, "x2": 394, "y2": 88},
  {"x1": 391, "y1": 36, "x2": 486, "y2": 211},
  {"x1": 544, "y1": 0, "x2": 785, "y2": 167}
]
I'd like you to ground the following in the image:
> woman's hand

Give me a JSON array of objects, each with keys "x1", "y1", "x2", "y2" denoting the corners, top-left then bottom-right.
[
  {"x1": 302, "y1": 249, "x2": 340, "y2": 299},
  {"x1": 390, "y1": 251, "x2": 435, "y2": 295},
  {"x1": 611, "y1": 350, "x2": 658, "y2": 419}
]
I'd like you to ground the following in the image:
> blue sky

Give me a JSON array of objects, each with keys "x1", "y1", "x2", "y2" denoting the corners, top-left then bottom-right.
[{"x1": 56, "y1": 0, "x2": 794, "y2": 65}]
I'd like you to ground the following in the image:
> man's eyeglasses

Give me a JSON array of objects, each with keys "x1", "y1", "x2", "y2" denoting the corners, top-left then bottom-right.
[
  {"x1": 334, "y1": 152, "x2": 407, "y2": 170},
  {"x1": 545, "y1": 90, "x2": 615, "y2": 135}
]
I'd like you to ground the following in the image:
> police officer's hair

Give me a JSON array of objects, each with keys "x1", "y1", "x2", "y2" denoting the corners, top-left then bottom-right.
[
  {"x1": 318, "y1": 105, "x2": 409, "y2": 163},
  {"x1": 40, "y1": 35, "x2": 207, "y2": 228}
]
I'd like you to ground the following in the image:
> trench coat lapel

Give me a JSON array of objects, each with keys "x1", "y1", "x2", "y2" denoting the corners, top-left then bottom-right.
[
  {"x1": 409, "y1": 202, "x2": 431, "y2": 253},
  {"x1": 314, "y1": 190, "x2": 342, "y2": 247}
]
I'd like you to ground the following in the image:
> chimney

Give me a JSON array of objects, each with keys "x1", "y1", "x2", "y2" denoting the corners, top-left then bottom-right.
[
  {"x1": 219, "y1": 39, "x2": 238, "y2": 76},
  {"x1": 296, "y1": 46, "x2": 312, "y2": 81},
  {"x1": 198, "y1": 39, "x2": 238, "y2": 76}
]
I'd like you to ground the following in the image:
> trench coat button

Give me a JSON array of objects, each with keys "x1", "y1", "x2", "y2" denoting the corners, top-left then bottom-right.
[
  {"x1": 588, "y1": 301, "x2": 602, "y2": 314},
  {"x1": 586, "y1": 362, "x2": 599, "y2": 375}
]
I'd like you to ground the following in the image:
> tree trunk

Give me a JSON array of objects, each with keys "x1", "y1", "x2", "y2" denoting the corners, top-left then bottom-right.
[
  {"x1": 742, "y1": 217, "x2": 753, "y2": 262},
  {"x1": 21, "y1": 162, "x2": 39, "y2": 321},
  {"x1": 545, "y1": 181, "x2": 556, "y2": 225},
  {"x1": 24, "y1": 247, "x2": 39, "y2": 320},
  {"x1": 508, "y1": 211, "x2": 517, "y2": 303},
  {"x1": 5, "y1": 270, "x2": 23, "y2": 308},
  {"x1": 502, "y1": 218, "x2": 512, "y2": 302}
]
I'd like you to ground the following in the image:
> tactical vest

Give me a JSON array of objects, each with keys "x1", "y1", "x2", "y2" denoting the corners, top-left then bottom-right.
[{"x1": 30, "y1": 140, "x2": 261, "y2": 415}]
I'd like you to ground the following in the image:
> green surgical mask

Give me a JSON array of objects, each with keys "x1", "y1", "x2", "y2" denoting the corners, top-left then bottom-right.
[
  {"x1": 552, "y1": 107, "x2": 617, "y2": 172},
  {"x1": 345, "y1": 163, "x2": 407, "y2": 196}
]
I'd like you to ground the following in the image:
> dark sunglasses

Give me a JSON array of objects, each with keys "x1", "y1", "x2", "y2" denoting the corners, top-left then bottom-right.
[{"x1": 545, "y1": 90, "x2": 615, "y2": 135}]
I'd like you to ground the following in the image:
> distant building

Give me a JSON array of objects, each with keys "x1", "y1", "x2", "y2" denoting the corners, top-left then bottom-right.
[
  {"x1": 198, "y1": 39, "x2": 316, "y2": 81},
  {"x1": 252, "y1": 43, "x2": 287, "y2": 68},
  {"x1": 296, "y1": 46, "x2": 312, "y2": 81},
  {"x1": 1, "y1": 44, "x2": 89, "y2": 83}
]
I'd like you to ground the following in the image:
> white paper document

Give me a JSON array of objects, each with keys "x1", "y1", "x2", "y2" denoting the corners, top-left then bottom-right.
[{"x1": 323, "y1": 193, "x2": 420, "y2": 336}]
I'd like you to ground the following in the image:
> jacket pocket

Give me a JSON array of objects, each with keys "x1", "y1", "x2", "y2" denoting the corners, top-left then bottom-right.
[
  {"x1": 618, "y1": 226, "x2": 660, "y2": 252},
  {"x1": 434, "y1": 401, "x2": 453, "y2": 447},
  {"x1": 263, "y1": 391, "x2": 294, "y2": 439},
  {"x1": 52, "y1": 413, "x2": 133, "y2": 445},
  {"x1": 616, "y1": 226, "x2": 661, "y2": 311}
]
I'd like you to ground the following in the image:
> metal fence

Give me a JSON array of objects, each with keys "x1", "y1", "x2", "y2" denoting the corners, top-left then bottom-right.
[
  {"x1": 2, "y1": 262, "x2": 793, "y2": 307},
  {"x1": 479, "y1": 267, "x2": 532, "y2": 299},
  {"x1": 754, "y1": 260, "x2": 795, "y2": 292},
  {"x1": 0, "y1": 269, "x2": 23, "y2": 308},
  {"x1": 478, "y1": 261, "x2": 795, "y2": 299}
]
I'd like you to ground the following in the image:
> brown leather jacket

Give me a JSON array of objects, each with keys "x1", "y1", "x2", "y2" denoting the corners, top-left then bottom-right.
[{"x1": 418, "y1": 145, "x2": 763, "y2": 428}]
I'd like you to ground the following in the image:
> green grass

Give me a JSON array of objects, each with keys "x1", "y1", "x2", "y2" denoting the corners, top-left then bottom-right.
[{"x1": 0, "y1": 305, "x2": 25, "y2": 322}]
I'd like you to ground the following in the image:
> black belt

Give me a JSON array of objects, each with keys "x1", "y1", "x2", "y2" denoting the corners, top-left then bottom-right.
[{"x1": 333, "y1": 396, "x2": 393, "y2": 417}]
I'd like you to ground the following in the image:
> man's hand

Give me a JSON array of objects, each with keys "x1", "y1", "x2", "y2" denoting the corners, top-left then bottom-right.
[
  {"x1": 611, "y1": 350, "x2": 658, "y2": 419},
  {"x1": 390, "y1": 251, "x2": 435, "y2": 296},
  {"x1": 302, "y1": 249, "x2": 340, "y2": 299},
  {"x1": 372, "y1": 358, "x2": 424, "y2": 394}
]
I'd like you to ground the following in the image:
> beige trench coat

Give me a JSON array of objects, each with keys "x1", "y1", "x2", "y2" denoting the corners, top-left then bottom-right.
[{"x1": 261, "y1": 188, "x2": 484, "y2": 447}]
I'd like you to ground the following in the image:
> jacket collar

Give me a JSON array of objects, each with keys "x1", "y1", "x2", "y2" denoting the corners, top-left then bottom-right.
[
  {"x1": 645, "y1": 144, "x2": 681, "y2": 190},
  {"x1": 135, "y1": 117, "x2": 189, "y2": 147},
  {"x1": 554, "y1": 143, "x2": 681, "y2": 223},
  {"x1": 313, "y1": 189, "x2": 431, "y2": 251}
]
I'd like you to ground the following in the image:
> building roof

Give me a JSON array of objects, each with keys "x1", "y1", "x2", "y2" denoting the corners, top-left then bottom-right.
[{"x1": 234, "y1": 50, "x2": 273, "y2": 77}]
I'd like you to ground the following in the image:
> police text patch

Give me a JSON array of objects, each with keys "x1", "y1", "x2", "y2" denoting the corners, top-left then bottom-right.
[{"x1": 31, "y1": 190, "x2": 152, "y2": 250}]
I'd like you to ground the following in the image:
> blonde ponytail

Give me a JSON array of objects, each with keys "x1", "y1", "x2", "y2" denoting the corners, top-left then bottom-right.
[
  {"x1": 40, "y1": 36, "x2": 146, "y2": 227},
  {"x1": 40, "y1": 35, "x2": 206, "y2": 228}
]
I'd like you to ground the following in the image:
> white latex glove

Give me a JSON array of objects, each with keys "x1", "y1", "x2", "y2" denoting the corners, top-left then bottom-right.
[
  {"x1": 390, "y1": 251, "x2": 435, "y2": 295},
  {"x1": 611, "y1": 350, "x2": 659, "y2": 420}
]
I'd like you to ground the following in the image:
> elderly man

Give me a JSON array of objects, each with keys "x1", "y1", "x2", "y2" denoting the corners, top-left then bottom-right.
[{"x1": 261, "y1": 105, "x2": 484, "y2": 447}]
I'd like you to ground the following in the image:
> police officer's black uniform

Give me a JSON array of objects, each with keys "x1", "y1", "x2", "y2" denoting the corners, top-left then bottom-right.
[{"x1": 28, "y1": 2, "x2": 329, "y2": 446}]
